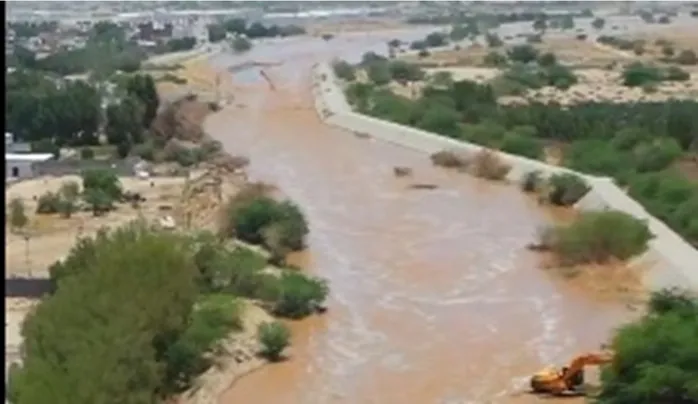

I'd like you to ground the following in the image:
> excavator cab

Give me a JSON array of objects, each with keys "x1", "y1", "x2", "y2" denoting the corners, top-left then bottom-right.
[{"x1": 530, "y1": 351, "x2": 612, "y2": 395}]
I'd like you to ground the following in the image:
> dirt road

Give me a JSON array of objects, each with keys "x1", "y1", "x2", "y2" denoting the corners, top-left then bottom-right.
[{"x1": 200, "y1": 32, "x2": 634, "y2": 403}]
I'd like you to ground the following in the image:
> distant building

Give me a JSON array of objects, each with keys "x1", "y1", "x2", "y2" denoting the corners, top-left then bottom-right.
[{"x1": 5, "y1": 133, "x2": 54, "y2": 180}]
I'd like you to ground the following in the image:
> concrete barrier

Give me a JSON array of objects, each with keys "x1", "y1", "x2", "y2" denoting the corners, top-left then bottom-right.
[{"x1": 312, "y1": 62, "x2": 698, "y2": 291}]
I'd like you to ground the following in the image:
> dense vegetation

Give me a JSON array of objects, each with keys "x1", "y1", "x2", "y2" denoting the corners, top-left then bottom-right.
[
  {"x1": 220, "y1": 183, "x2": 310, "y2": 265},
  {"x1": 10, "y1": 209, "x2": 327, "y2": 403},
  {"x1": 207, "y1": 18, "x2": 305, "y2": 43},
  {"x1": 6, "y1": 67, "x2": 159, "y2": 158},
  {"x1": 10, "y1": 21, "x2": 149, "y2": 76},
  {"x1": 539, "y1": 210, "x2": 653, "y2": 265},
  {"x1": 598, "y1": 289, "x2": 698, "y2": 404},
  {"x1": 337, "y1": 55, "x2": 698, "y2": 246}
]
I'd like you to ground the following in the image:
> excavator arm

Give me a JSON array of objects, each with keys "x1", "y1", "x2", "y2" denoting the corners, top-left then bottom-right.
[{"x1": 530, "y1": 351, "x2": 613, "y2": 395}]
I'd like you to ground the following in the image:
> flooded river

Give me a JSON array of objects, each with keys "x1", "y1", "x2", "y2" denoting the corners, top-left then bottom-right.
[{"x1": 204, "y1": 30, "x2": 632, "y2": 403}]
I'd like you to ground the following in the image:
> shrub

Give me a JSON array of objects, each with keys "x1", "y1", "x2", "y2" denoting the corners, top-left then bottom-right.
[
  {"x1": 538, "y1": 52, "x2": 557, "y2": 67},
  {"x1": 221, "y1": 185, "x2": 309, "y2": 256},
  {"x1": 470, "y1": 149, "x2": 511, "y2": 181},
  {"x1": 622, "y1": 63, "x2": 662, "y2": 87},
  {"x1": 11, "y1": 223, "x2": 200, "y2": 402},
  {"x1": 663, "y1": 66, "x2": 690, "y2": 82},
  {"x1": 332, "y1": 60, "x2": 356, "y2": 81},
  {"x1": 483, "y1": 51, "x2": 508, "y2": 67},
  {"x1": 82, "y1": 169, "x2": 122, "y2": 201},
  {"x1": 8, "y1": 197, "x2": 28, "y2": 231},
  {"x1": 388, "y1": 60, "x2": 424, "y2": 82},
  {"x1": 521, "y1": 171, "x2": 543, "y2": 193},
  {"x1": 231, "y1": 36, "x2": 252, "y2": 53},
  {"x1": 366, "y1": 62, "x2": 391, "y2": 85},
  {"x1": 541, "y1": 210, "x2": 653, "y2": 265},
  {"x1": 272, "y1": 271, "x2": 329, "y2": 319},
  {"x1": 598, "y1": 289, "x2": 698, "y2": 404},
  {"x1": 80, "y1": 147, "x2": 95, "y2": 160},
  {"x1": 36, "y1": 191, "x2": 62, "y2": 214},
  {"x1": 545, "y1": 173, "x2": 590, "y2": 206},
  {"x1": 258, "y1": 321, "x2": 290, "y2": 361},
  {"x1": 507, "y1": 45, "x2": 539, "y2": 64},
  {"x1": 674, "y1": 49, "x2": 697, "y2": 65},
  {"x1": 430, "y1": 150, "x2": 469, "y2": 169},
  {"x1": 499, "y1": 132, "x2": 543, "y2": 159}
]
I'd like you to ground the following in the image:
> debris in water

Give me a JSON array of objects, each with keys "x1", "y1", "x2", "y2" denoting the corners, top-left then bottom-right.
[
  {"x1": 393, "y1": 166, "x2": 413, "y2": 177},
  {"x1": 409, "y1": 183, "x2": 438, "y2": 190}
]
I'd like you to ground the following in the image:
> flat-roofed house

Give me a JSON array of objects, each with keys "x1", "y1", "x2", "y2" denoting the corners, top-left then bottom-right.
[{"x1": 5, "y1": 133, "x2": 54, "y2": 180}]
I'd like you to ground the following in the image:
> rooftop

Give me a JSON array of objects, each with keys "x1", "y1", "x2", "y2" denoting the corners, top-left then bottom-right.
[{"x1": 5, "y1": 153, "x2": 55, "y2": 162}]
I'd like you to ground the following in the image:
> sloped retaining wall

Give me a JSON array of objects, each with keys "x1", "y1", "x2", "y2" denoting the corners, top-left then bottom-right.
[{"x1": 311, "y1": 62, "x2": 698, "y2": 291}]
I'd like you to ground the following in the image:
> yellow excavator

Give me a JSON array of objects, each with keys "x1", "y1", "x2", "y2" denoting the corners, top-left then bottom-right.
[{"x1": 530, "y1": 350, "x2": 614, "y2": 395}]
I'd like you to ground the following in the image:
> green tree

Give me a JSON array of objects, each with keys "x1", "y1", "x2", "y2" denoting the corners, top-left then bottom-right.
[
  {"x1": 507, "y1": 45, "x2": 540, "y2": 64},
  {"x1": 82, "y1": 169, "x2": 122, "y2": 201},
  {"x1": 105, "y1": 96, "x2": 144, "y2": 148},
  {"x1": 561, "y1": 15, "x2": 575, "y2": 30},
  {"x1": 9, "y1": 198, "x2": 29, "y2": 233},
  {"x1": 125, "y1": 74, "x2": 159, "y2": 128},
  {"x1": 597, "y1": 289, "x2": 698, "y2": 404},
  {"x1": 485, "y1": 33, "x2": 504, "y2": 48},
  {"x1": 388, "y1": 60, "x2": 425, "y2": 82},
  {"x1": 532, "y1": 18, "x2": 547, "y2": 32},
  {"x1": 207, "y1": 24, "x2": 227, "y2": 43},
  {"x1": 538, "y1": 52, "x2": 557, "y2": 67},
  {"x1": 332, "y1": 60, "x2": 356, "y2": 81},
  {"x1": 425, "y1": 32, "x2": 447, "y2": 48},
  {"x1": 592, "y1": 17, "x2": 606, "y2": 30},
  {"x1": 258, "y1": 321, "x2": 290, "y2": 361},
  {"x1": 231, "y1": 36, "x2": 252, "y2": 53},
  {"x1": 366, "y1": 62, "x2": 392, "y2": 86},
  {"x1": 9, "y1": 223, "x2": 198, "y2": 404}
]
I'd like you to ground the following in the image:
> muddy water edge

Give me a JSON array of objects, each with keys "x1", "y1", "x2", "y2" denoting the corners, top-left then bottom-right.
[{"x1": 203, "y1": 32, "x2": 636, "y2": 404}]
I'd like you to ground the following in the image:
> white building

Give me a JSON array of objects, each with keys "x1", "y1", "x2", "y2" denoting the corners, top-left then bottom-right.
[
  {"x1": 5, "y1": 133, "x2": 54, "y2": 180},
  {"x1": 6, "y1": 153, "x2": 54, "y2": 180}
]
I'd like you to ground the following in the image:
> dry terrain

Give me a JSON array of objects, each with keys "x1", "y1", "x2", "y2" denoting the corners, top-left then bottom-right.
[{"x1": 393, "y1": 31, "x2": 698, "y2": 105}]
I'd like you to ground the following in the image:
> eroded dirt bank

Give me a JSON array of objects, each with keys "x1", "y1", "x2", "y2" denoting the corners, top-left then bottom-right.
[{"x1": 200, "y1": 32, "x2": 635, "y2": 403}]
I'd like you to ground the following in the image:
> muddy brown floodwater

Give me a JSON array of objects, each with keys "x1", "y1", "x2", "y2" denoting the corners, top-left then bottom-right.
[{"x1": 205, "y1": 32, "x2": 633, "y2": 404}]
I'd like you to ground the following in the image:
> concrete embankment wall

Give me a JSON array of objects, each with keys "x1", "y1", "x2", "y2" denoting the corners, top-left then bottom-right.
[{"x1": 311, "y1": 62, "x2": 698, "y2": 291}]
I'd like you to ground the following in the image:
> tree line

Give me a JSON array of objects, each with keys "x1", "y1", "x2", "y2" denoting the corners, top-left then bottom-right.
[
  {"x1": 337, "y1": 57, "x2": 698, "y2": 246},
  {"x1": 8, "y1": 181, "x2": 328, "y2": 403},
  {"x1": 207, "y1": 18, "x2": 306, "y2": 43},
  {"x1": 6, "y1": 67, "x2": 159, "y2": 158}
]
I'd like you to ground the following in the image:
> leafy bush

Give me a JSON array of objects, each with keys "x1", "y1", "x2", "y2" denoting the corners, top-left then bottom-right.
[
  {"x1": 521, "y1": 171, "x2": 543, "y2": 193},
  {"x1": 483, "y1": 51, "x2": 508, "y2": 67},
  {"x1": 221, "y1": 185, "x2": 309, "y2": 257},
  {"x1": 663, "y1": 66, "x2": 690, "y2": 82},
  {"x1": 10, "y1": 223, "x2": 200, "y2": 403},
  {"x1": 9, "y1": 197, "x2": 28, "y2": 230},
  {"x1": 36, "y1": 191, "x2": 62, "y2": 214},
  {"x1": 674, "y1": 49, "x2": 697, "y2": 65},
  {"x1": 81, "y1": 169, "x2": 122, "y2": 201},
  {"x1": 366, "y1": 61, "x2": 391, "y2": 86},
  {"x1": 470, "y1": 149, "x2": 511, "y2": 181},
  {"x1": 430, "y1": 150, "x2": 470, "y2": 169},
  {"x1": 332, "y1": 60, "x2": 356, "y2": 81},
  {"x1": 257, "y1": 321, "x2": 290, "y2": 361},
  {"x1": 541, "y1": 210, "x2": 653, "y2": 265},
  {"x1": 499, "y1": 132, "x2": 543, "y2": 159},
  {"x1": 272, "y1": 271, "x2": 329, "y2": 319},
  {"x1": 388, "y1": 60, "x2": 424, "y2": 82},
  {"x1": 622, "y1": 63, "x2": 663, "y2": 87},
  {"x1": 231, "y1": 36, "x2": 252, "y2": 53},
  {"x1": 80, "y1": 147, "x2": 95, "y2": 160},
  {"x1": 597, "y1": 289, "x2": 698, "y2": 404},
  {"x1": 507, "y1": 45, "x2": 539, "y2": 64},
  {"x1": 545, "y1": 173, "x2": 590, "y2": 206}
]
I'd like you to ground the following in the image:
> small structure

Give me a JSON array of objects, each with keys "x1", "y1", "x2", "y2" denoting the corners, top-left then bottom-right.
[
  {"x1": 5, "y1": 132, "x2": 54, "y2": 180},
  {"x1": 6, "y1": 153, "x2": 55, "y2": 180}
]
